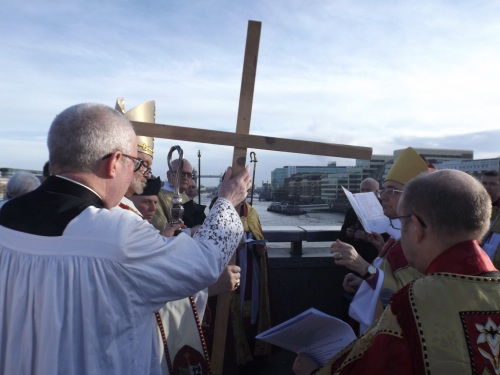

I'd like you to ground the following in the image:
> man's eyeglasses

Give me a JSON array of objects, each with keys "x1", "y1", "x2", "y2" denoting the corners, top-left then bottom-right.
[
  {"x1": 140, "y1": 166, "x2": 152, "y2": 176},
  {"x1": 101, "y1": 153, "x2": 149, "y2": 174},
  {"x1": 389, "y1": 214, "x2": 427, "y2": 230},
  {"x1": 379, "y1": 188, "x2": 404, "y2": 197}
]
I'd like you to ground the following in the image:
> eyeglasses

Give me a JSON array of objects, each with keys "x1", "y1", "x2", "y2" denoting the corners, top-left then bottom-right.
[
  {"x1": 127, "y1": 156, "x2": 151, "y2": 176},
  {"x1": 141, "y1": 166, "x2": 152, "y2": 176},
  {"x1": 379, "y1": 188, "x2": 404, "y2": 197},
  {"x1": 389, "y1": 214, "x2": 427, "y2": 230},
  {"x1": 101, "y1": 153, "x2": 147, "y2": 173}
]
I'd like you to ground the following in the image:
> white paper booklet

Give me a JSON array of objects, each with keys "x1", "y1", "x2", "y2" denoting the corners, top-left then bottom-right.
[
  {"x1": 341, "y1": 186, "x2": 389, "y2": 234},
  {"x1": 255, "y1": 307, "x2": 356, "y2": 366}
]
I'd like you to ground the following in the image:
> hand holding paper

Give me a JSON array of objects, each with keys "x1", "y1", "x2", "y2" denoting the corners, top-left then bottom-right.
[
  {"x1": 342, "y1": 186, "x2": 389, "y2": 234},
  {"x1": 256, "y1": 308, "x2": 356, "y2": 366}
]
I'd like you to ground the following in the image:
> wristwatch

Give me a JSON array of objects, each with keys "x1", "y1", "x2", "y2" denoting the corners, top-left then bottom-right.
[{"x1": 362, "y1": 264, "x2": 377, "y2": 280}]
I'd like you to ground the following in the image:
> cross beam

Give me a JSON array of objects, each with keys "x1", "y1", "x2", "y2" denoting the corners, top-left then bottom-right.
[{"x1": 131, "y1": 120, "x2": 372, "y2": 159}]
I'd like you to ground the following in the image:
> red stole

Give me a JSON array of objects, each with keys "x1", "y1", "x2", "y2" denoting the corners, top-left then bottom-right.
[{"x1": 379, "y1": 238, "x2": 408, "y2": 273}]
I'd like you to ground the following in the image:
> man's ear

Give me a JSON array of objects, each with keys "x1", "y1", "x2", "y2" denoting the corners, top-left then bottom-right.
[
  {"x1": 103, "y1": 152, "x2": 121, "y2": 178},
  {"x1": 412, "y1": 215, "x2": 426, "y2": 244}
]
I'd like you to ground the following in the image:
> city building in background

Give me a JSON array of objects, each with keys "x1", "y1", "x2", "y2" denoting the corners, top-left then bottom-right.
[
  {"x1": 266, "y1": 148, "x2": 499, "y2": 210},
  {"x1": 270, "y1": 162, "x2": 343, "y2": 189},
  {"x1": 434, "y1": 158, "x2": 500, "y2": 177},
  {"x1": 2, "y1": 148, "x2": 498, "y2": 204}
]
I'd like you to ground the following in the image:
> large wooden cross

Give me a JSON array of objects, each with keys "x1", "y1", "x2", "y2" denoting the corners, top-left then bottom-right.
[{"x1": 131, "y1": 20, "x2": 372, "y2": 374}]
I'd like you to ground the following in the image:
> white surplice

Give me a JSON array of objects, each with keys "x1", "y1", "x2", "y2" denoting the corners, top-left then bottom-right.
[
  {"x1": 0, "y1": 198, "x2": 242, "y2": 375},
  {"x1": 348, "y1": 223, "x2": 401, "y2": 334}
]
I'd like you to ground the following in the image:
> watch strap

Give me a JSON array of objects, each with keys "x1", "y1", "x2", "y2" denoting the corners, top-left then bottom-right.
[{"x1": 361, "y1": 265, "x2": 376, "y2": 280}]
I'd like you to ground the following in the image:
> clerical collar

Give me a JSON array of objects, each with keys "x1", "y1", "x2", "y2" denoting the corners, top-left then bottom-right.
[{"x1": 55, "y1": 175, "x2": 103, "y2": 200}]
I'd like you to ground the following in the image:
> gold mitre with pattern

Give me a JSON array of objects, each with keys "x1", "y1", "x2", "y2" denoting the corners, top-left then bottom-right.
[
  {"x1": 385, "y1": 147, "x2": 429, "y2": 185},
  {"x1": 115, "y1": 98, "x2": 156, "y2": 158}
]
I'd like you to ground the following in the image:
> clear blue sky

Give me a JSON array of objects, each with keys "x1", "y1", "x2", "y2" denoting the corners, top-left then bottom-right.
[{"x1": 2, "y1": 0, "x2": 500, "y2": 185}]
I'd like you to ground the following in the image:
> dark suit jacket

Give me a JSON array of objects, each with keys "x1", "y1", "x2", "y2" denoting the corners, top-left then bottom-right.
[
  {"x1": 0, "y1": 176, "x2": 104, "y2": 236},
  {"x1": 182, "y1": 200, "x2": 207, "y2": 228},
  {"x1": 339, "y1": 207, "x2": 385, "y2": 264}
]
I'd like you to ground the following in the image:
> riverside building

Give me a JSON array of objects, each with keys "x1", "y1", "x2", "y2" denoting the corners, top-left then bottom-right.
[{"x1": 270, "y1": 148, "x2": 498, "y2": 208}]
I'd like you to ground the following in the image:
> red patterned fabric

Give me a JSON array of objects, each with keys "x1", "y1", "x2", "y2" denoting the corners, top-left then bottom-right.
[
  {"x1": 384, "y1": 240, "x2": 409, "y2": 273},
  {"x1": 425, "y1": 240, "x2": 496, "y2": 275},
  {"x1": 460, "y1": 312, "x2": 500, "y2": 374},
  {"x1": 327, "y1": 240, "x2": 500, "y2": 375}
]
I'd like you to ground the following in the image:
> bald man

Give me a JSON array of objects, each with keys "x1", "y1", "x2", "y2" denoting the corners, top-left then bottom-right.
[{"x1": 294, "y1": 170, "x2": 499, "y2": 375}]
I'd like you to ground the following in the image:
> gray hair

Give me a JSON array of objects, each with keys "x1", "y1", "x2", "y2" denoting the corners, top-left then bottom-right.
[
  {"x1": 401, "y1": 169, "x2": 491, "y2": 243},
  {"x1": 48, "y1": 103, "x2": 136, "y2": 174},
  {"x1": 6, "y1": 172, "x2": 41, "y2": 199},
  {"x1": 361, "y1": 178, "x2": 379, "y2": 191}
]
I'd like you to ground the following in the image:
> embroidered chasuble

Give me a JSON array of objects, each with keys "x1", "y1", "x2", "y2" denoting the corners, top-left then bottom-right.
[
  {"x1": 156, "y1": 292, "x2": 210, "y2": 375},
  {"x1": 349, "y1": 239, "x2": 422, "y2": 333},
  {"x1": 319, "y1": 240, "x2": 500, "y2": 375},
  {"x1": 378, "y1": 240, "x2": 422, "y2": 295}
]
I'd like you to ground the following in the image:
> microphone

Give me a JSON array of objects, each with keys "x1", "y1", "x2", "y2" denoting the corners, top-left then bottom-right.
[{"x1": 380, "y1": 288, "x2": 394, "y2": 309}]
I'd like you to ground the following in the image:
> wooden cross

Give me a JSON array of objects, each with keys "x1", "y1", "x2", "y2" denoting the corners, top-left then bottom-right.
[{"x1": 131, "y1": 20, "x2": 372, "y2": 374}]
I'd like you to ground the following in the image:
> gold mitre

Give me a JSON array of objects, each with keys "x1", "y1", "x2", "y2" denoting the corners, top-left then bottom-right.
[
  {"x1": 115, "y1": 98, "x2": 156, "y2": 158},
  {"x1": 385, "y1": 147, "x2": 429, "y2": 185}
]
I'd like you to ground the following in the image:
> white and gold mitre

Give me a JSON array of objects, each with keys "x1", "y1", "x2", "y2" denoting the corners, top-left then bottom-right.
[{"x1": 115, "y1": 98, "x2": 156, "y2": 158}]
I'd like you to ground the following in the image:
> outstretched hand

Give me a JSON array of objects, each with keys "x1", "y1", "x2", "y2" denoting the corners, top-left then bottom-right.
[
  {"x1": 217, "y1": 166, "x2": 252, "y2": 207},
  {"x1": 331, "y1": 239, "x2": 369, "y2": 276}
]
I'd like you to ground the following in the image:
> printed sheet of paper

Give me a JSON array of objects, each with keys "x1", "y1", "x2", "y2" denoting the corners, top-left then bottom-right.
[
  {"x1": 342, "y1": 186, "x2": 389, "y2": 234},
  {"x1": 255, "y1": 308, "x2": 356, "y2": 366}
]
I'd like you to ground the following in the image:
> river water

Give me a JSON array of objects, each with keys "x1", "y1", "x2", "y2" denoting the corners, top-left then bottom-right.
[
  {"x1": 199, "y1": 195, "x2": 345, "y2": 253},
  {"x1": 199, "y1": 195, "x2": 345, "y2": 227}
]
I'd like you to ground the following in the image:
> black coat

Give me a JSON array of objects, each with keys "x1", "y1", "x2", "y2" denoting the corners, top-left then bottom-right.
[{"x1": 0, "y1": 176, "x2": 104, "y2": 236}]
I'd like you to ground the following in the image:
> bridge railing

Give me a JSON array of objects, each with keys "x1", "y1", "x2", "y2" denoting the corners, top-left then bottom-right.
[
  {"x1": 260, "y1": 225, "x2": 349, "y2": 326},
  {"x1": 262, "y1": 225, "x2": 341, "y2": 256}
]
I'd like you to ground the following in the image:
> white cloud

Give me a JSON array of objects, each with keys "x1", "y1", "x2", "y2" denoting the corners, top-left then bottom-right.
[{"x1": 1, "y1": 0, "x2": 500, "y2": 185}]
